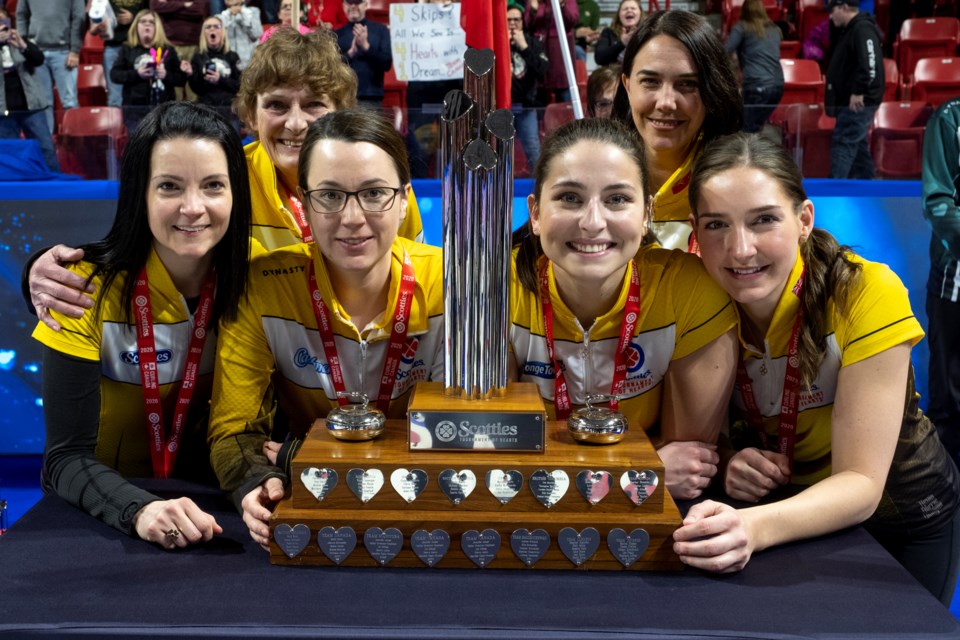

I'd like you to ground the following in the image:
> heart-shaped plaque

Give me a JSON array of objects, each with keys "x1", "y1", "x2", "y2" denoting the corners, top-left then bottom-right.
[
  {"x1": 438, "y1": 469, "x2": 477, "y2": 505},
  {"x1": 620, "y1": 470, "x2": 659, "y2": 506},
  {"x1": 363, "y1": 527, "x2": 404, "y2": 565},
  {"x1": 575, "y1": 470, "x2": 613, "y2": 505},
  {"x1": 300, "y1": 467, "x2": 338, "y2": 501},
  {"x1": 317, "y1": 526, "x2": 357, "y2": 565},
  {"x1": 485, "y1": 469, "x2": 523, "y2": 504},
  {"x1": 607, "y1": 527, "x2": 650, "y2": 568},
  {"x1": 510, "y1": 528, "x2": 551, "y2": 567},
  {"x1": 273, "y1": 523, "x2": 310, "y2": 559},
  {"x1": 410, "y1": 529, "x2": 450, "y2": 567},
  {"x1": 558, "y1": 527, "x2": 601, "y2": 567},
  {"x1": 390, "y1": 468, "x2": 428, "y2": 503},
  {"x1": 346, "y1": 468, "x2": 384, "y2": 503},
  {"x1": 461, "y1": 529, "x2": 501, "y2": 568},
  {"x1": 529, "y1": 469, "x2": 569, "y2": 508}
]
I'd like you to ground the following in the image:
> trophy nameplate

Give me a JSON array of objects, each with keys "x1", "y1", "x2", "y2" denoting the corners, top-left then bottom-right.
[{"x1": 408, "y1": 382, "x2": 547, "y2": 452}]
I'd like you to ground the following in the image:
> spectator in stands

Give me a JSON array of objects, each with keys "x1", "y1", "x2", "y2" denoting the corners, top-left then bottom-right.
[
  {"x1": 612, "y1": 10, "x2": 741, "y2": 251},
  {"x1": 33, "y1": 101, "x2": 251, "y2": 549},
  {"x1": 824, "y1": 0, "x2": 883, "y2": 180},
  {"x1": 594, "y1": 0, "x2": 641, "y2": 66},
  {"x1": 725, "y1": 0, "x2": 783, "y2": 133},
  {"x1": 335, "y1": 0, "x2": 392, "y2": 109},
  {"x1": 89, "y1": 1, "x2": 147, "y2": 108},
  {"x1": 586, "y1": 64, "x2": 618, "y2": 118},
  {"x1": 149, "y1": 0, "x2": 209, "y2": 100},
  {"x1": 922, "y1": 96, "x2": 960, "y2": 468},
  {"x1": 801, "y1": 16, "x2": 829, "y2": 70},
  {"x1": 218, "y1": 0, "x2": 262, "y2": 71},
  {"x1": 305, "y1": 0, "x2": 345, "y2": 30},
  {"x1": 110, "y1": 9, "x2": 188, "y2": 133},
  {"x1": 525, "y1": 0, "x2": 578, "y2": 104},
  {"x1": 573, "y1": 0, "x2": 600, "y2": 62},
  {"x1": 0, "y1": 7, "x2": 60, "y2": 171},
  {"x1": 188, "y1": 15, "x2": 242, "y2": 129},
  {"x1": 260, "y1": 0, "x2": 312, "y2": 42},
  {"x1": 16, "y1": 0, "x2": 84, "y2": 135},
  {"x1": 508, "y1": 2, "x2": 548, "y2": 168}
]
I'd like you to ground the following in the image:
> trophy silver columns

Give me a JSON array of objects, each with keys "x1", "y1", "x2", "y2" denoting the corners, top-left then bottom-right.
[{"x1": 440, "y1": 49, "x2": 515, "y2": 400}]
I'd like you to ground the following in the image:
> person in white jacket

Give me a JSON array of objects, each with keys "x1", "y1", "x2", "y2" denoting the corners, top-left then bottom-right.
[{"x1": 218, "y1": 0, "x2": 261, "y2": 70}]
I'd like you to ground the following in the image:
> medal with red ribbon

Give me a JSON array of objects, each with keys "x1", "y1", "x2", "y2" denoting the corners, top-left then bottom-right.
[
  {"x1": 735, "y1": 269, "x2": 806, "y2": 468},
  {"x1": 134, "y1": 267, "x2": 215, "y2": 479},
  {"x1": 308, "y1": 251, "x2": 416, "y2": 413},
  {"x1": 539, "y1": 261, "x2": 641, "y2": 420},
  {"x1": 286, "y1": 189, "x2": 313, "y2": 243}
]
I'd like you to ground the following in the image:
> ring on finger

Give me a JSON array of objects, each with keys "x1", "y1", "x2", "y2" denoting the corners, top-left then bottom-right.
[{"x1": 165, "y1": 527, "x2": 181, "y2": 540}]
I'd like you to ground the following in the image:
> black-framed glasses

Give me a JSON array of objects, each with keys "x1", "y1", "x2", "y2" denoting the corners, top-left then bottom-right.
[{"x1": 302, "y1": 186, "x2": 403, "y2": 215}]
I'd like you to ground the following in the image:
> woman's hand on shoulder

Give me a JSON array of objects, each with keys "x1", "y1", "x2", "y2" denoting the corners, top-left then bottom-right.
[
  {"x1": 133, "y1": 497, "x2": 222, "y2": 549},
  {"x1": 30, "y1": 244, "x2": 95, "y2": 331},
  {"x1": 657, "y1": 440, "x2": 719, "y2": 500},
  {"x1": 724, "y1": 447, "x2": 790, "y2": 503},
  {"x1": 673, "y1": 500, "x2": 755, "y2": 573}
]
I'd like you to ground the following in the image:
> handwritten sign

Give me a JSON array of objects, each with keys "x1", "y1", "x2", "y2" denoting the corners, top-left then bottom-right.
[{"x1": 390, "y1": 3, "x2": 466, "y2": 82}]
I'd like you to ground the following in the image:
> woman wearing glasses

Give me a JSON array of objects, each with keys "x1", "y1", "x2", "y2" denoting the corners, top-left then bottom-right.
[{"x1": 207, "y1": 109, "x2": 444, "y2": 548}]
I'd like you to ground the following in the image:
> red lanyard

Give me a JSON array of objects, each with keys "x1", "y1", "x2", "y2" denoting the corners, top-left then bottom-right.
[
  {"x1": 284, "y1": 186, "x2": 313, "y2": 243},
  {"x1": 133, "y1": 267, "x2": 215, "y2": 479},
  {"x1": 735, "y1": 270, "x2": 805, "y2": 466},
  {"x1": 308, "y1": 251, "x2": 416, "y2": 413},
  {"x1": 539, "y1": 261, "x2": 641, "y2": 420}
]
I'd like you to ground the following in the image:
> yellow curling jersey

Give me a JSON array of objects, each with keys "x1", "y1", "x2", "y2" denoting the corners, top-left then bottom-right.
[
  {"x1": 245, "y1": 140, "x2": 424, "y2": 253},
  {"x1": 32, "y1": 249, "x2": 216, "y2": 479},
  {"x1": 733, "y1": 252, "x2": 960, "y2": 534},
  {"x1": 209, "y1": 238, "x2": 444, "y2": 488},
  {"x1": 650, "y1": 138, "x2": 700, "y2": 252},
  {"x1": 509, "y1": 245, "x2": 736, "y2": 433}
]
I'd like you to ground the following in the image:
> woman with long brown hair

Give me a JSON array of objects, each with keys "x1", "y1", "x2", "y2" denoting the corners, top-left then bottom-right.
[{"x1": 724, "y1": 0, "x2": 784, "y2": 133}]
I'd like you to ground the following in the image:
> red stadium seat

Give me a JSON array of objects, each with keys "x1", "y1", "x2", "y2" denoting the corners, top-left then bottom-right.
[
  {"x1": 894, "y1": 18, "x2": 960, "y2": 83},
  {"x1": 365, "y1": 0, "x2": 390, "y2": 25},
  {"x1": 911, "y1": 57, "x2": 960, "y2": 107},
  {"x1": 779, "y1": 103, "x2": 835, "y2": 178},
  {"x1": 541, "y1": 102, "x2": 574, "y2": 139},
  {"x1": 721, "y1": 0, "x2": 780, "y2": 37},
  {"x1": 780, "y1": 41, "x2": 802, "y2": 59},
  {"x1": 797, "y1": 0, "x2": 829, "y2": 44},
  {"x1": 575, "y1": 58, "x2": 588, "y2": 105},
  {"x1": 76, "y1": 64, "x2": 107, "y2": 107},
  {"x1": 870, "y1": 101, "x2": 933, "y2": 178},
  {"x1": 382, "y1": 66, "x2": 407, "y2": 134},
  {"x1": 513, "y1": 137, "x2": 530, "y2": 178},
  {"x1": 780, "y1": 58, "x2": 824, "y2": 103},
  {"x1": 80, "y1": 31, "x2": 104, "y2": 66},
  {"x1": 883, "y1": 58, "x2": 900, "y2": 101},
  {"x1": 56, "y1": 106, "x2": 127, "y2": 180}
]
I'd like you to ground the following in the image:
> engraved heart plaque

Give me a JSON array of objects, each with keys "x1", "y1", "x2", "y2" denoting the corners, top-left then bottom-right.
[
  {"x1": 363, "y1": 527, "x2": 404, "y2": 565},
  {"x1": 390, "y1": 468, "x2": 428, "y2": 503},
  {"x1": 620, "y1": 470, "x2": 659, "y2": 506},
  {"x1": 346, "y1": 468, "x2": 384, "y2": 503},
  {"x1": 317, "y1": 526, "x2": 357, "y2": 565},
  {"x1": 410, "y1": 529, "x2": 450, "y2": 567},
  {"x1": 575, "y1": 470, "x2": 613, "y2": 505},
  {"x1": 485, "y1": 469, "x2": 523, "y2": 504},
  {"x1": 461, "y1": 529, "x2": 501, "y2": 568},
  {"x1": 557, "y1": 527, "x2": 600, "y2": 567},
  {"x1": 510, "y1": 528, "x2": 551, "y2": 567},
  {"x1": 438, "y1": 469, "x2": 477, "y2": 505},
  {"x1": 607, "y1": 527, "x2": 650, "y2": 568},
  {"x1": 273, "y1": 523, "x2": 310, "y2": 558},
  {"x1": 300, "y1": 467, "x2": 338, "y2": 501},
  {"x1": 529, "y1": 469, "x2": 569, "y2": 508}
]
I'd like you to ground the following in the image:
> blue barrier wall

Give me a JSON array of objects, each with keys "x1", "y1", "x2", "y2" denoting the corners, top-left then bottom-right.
[{"x1": 0, "y1": 178, "x2": 930, "y2": 453}]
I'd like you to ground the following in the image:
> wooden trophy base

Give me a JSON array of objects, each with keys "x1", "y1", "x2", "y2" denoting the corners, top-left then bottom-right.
[{"x1": 270, "y1": 413, "x2": 684, "y2": 571}]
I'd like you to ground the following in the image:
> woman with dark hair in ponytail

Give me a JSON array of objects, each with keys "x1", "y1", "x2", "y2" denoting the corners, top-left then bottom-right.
[{"x1": 678, "y1": 132, "x2": 960, "y2": 605}]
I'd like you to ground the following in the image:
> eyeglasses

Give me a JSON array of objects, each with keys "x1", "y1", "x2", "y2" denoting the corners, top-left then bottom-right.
[
  {"x1": 595, "y1": 99, "x2": 614, "y2": 109},
  {"x1": 204, "y1": 23, "x2": 223, "y2": 30},
  {"x1": 303, "y1": 186, "x2": 402, "y2": 215}
]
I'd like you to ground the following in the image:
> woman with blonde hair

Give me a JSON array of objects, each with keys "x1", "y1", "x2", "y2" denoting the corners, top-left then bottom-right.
[
  {"x1": 594, "y1": 0, "x2": 642, "y2": 66},
  {"x1": 110, "y1": 10, "x2": 189, "y2": 132},
  {"x1": 188, "y1": 15, "x2": 242, "y2": 127},
  {"x1": 724, "y1": 0, "x2": 784, "y2": 133}
]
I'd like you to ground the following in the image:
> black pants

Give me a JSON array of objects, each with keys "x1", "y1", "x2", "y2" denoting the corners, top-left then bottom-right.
[{"x1": 926, "y1": 290, "x2": 960, "y2": 462}]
